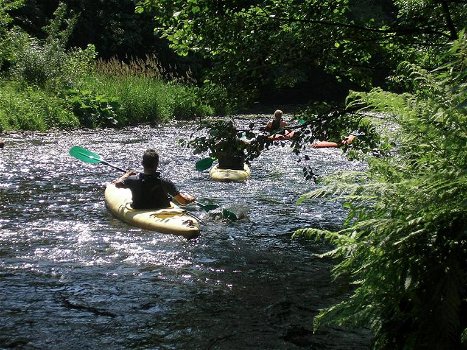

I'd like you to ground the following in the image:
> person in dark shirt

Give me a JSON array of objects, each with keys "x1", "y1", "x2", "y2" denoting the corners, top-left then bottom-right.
[
  {"x1": 265, "y1": 109, "x2": 294, "y2": 139},
  {"x1": 113, "y1": 149, "x2": 195, "y2": 209},
  {"x1": 266, "y1": 109, "x2": 288, "y2": 132},
  {"x1": 214, "y1": 120, "x2": 247, "y2": 170}
]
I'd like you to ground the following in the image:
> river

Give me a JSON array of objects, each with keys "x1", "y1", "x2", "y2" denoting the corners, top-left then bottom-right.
[{"x1": 0, "y1": 120, "x2": 370, "y2": 349}]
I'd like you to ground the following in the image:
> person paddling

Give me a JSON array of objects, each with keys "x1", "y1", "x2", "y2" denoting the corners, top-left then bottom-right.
[
  {"x1": 113, "y1": 149, "x2": 195, "y2": 209},
  {"x1": 265, "y1": 109, "x2": 293, "y2": 139},
  {"x1": 214, "y1": 120, "x2": 247, "y2": 170}
]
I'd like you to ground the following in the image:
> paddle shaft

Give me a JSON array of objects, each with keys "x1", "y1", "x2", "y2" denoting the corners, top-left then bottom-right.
[{"x1": 101, "y1": 160, "x2": 127, "y2": 173}]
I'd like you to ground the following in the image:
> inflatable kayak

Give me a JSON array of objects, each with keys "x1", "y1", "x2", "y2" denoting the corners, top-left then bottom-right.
[
  {"x1": 311, "y1": 135, "x2": 356, "y2": 148},
  {"x1": 209, "y1": 164, "x2": 251, "y2": 182},
  {"x1": 311, "y1": 140, "x2": 340, "y2": 148},
  {"x1": 104, "y1": 184, "x2": 200, "y2": 239},
  {"x1": 268, "y1": 131, "x2": 294, "y2": 141}
]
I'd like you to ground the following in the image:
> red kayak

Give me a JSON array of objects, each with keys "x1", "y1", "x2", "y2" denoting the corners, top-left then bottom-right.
[
  {"x1": 311, "y1": 141, "x2": 340, "y2": 148},
  {"x1": 311, "y1": 135, "x2": 356, "y2": 148},
  {"x1": 268, "y1": 131, "x2": 294, "y2": 141}
]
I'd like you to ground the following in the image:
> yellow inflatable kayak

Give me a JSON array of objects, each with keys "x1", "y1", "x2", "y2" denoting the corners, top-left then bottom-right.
[
  {"x1": 209, "y1": 164, "x2": 251, "y2": 182},
  {"x1": 104, "y1": 184, "x2": 200, "y2": 239}
]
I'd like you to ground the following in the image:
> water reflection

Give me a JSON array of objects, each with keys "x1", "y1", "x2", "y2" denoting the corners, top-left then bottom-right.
[{"x1": 0, "y1": 123, "x2": 370, "y2": 349}]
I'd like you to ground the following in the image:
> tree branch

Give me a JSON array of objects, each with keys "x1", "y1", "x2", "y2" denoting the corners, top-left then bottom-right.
[
  {"x1": 246, "y1": 9, "x2": 453, "y2": 40},
  {"x1": 438, "y1": 0, "x2": 458, "y2": 40}
]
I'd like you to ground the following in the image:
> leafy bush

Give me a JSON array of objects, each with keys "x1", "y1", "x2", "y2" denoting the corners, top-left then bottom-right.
[
  {"x1": 0, "y1": 0, "x2": 25, "y2": 71},
  {"x1": 0, "y1": 81, "x2": 78, "y2": 132},
  {"x1": 294, "y1": 32, "x2": 467, "y2": 349},
  {"x1": 199, "y1": 81, "x2": 233, "y2": 115},
  {"x1": 64, "y1": 88, "x2": 120, "y2": 128},
  {"x1": 12, "y1": 39, "x2": 96, "y2": 91},
  {"x1": 168, "y1": 83, "x2": 214, "y2": 119},
  {"x1": 8, "y1": 2, "x2": 96, "y2": 91},
  {"x1": 85, "y1": 74, "x2": 213, "y2": 124}
]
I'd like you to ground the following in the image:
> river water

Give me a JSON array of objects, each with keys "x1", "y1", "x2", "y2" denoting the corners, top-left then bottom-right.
[{"x1": 0, "y1": 120, "x2": 370, "y2": 349}]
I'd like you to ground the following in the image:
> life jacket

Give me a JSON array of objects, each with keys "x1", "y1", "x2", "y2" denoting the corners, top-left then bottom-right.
[
  {"x1": 270, "y1": 118, "x2": 281, "y2": 131},
  {"x1": 129, "y1": 173, "x2": 171, "y2": 209},
  {"x1": 217, "y1": 153, "x2": 245, "y2": 170}
]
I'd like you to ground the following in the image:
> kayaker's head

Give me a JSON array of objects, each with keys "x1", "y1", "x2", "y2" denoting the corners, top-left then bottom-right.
[
  {"x1": 274, "y1": 109, "x2": 283, "y2": 120},
  {"x1": 142, "y1": 149, "x2": 159, "y2": 173}
]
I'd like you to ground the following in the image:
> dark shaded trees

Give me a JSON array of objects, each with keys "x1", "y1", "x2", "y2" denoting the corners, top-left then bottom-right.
[{"x1": 137, "y1": 0, "x2": 466, "y2": 103}]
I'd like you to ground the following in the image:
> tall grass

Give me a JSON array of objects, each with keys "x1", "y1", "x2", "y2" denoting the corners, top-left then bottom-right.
[
  {"x1": 0, "y1": 27, "x2": 218, "y2": 131},
  {"x1": 90, "y1": 56, "x2": 213, "y2": 123}
]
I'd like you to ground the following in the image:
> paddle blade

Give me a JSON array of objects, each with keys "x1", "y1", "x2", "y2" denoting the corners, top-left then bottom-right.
[
  {"x1": 222, "y1": 208, "x2": 238, "y2": 221},
  {"x1": 69, "y1": 146, "x2": 102, "y2": 164},
  {"x1": 197, "y1": 202, "x2": 219, "y2": 211},
  {"x1": 195, "y1": 157, "x2": 215, "y2": 171}
]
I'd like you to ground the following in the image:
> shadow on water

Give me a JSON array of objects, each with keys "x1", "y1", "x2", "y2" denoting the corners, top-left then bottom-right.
[{"x1": 0, "y1": 121, "x2": 371, "y2": 349}]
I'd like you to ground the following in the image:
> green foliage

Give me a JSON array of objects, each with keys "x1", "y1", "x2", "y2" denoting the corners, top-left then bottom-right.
[
  {"x1": 0, "y1": 0, "x2": 25, "y2": 70},
  {"x1": 137, "y1": 0, "x2": 466, "y2": 99},
  {"x1": 8, "y1": 2, "x2": 96, "y2": 90},
  {"x1": 84, "y1": 74, "x2": 212, "y2": 124},
  {"x1": 64, "y1": 88, "x2": 120, "y2": 128},
  {"x1": 294, "y1": 33, "x2": 467, "y2": 349},
  {"x1": 168, "y1": 83, "x2": 214, "y2": 119},
  {"x1": 183, "y1": 119, "x2": 255, "y2": 160},
  {"x1": 296, "y1": 103, "x2": 386, "y2": 159},
  {"x1": 0, "y1": 81, "x2": 78, "y2": 132},
  {"x1": 199, "y1": 81, "x2": 235, "y2": 115},
  {"x1": 11, "y1": 38, "x2": 96, "y2": 90},
  {"x1": 0, "y1": 0, "x2": 24, "y2": 29},
  {"x1": 90, "y1": 56, "x2": 214, "y2": 123}
]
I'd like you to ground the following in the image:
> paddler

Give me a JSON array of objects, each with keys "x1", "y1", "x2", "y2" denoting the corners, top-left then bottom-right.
[
  {"x1": 113, "y1": 149, "x2": 195, "y2": 209},
  {"x1": 265, "y1": 109, "x2": 294, "y2": 139},
  {"x1": 214, "y1": 120, "x2": 247, "y2": 170}
]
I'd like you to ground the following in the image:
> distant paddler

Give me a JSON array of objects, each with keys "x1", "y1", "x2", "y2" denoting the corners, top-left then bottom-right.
[{"x1": 265, "y1": 109, "x2": 294, "y2": 140}]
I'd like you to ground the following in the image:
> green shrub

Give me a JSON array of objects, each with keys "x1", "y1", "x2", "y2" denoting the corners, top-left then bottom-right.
[
  {"x1": 0, "y1": 81, "x2": 78, "y2": 132},
  {"x1": 84, "y1": 74, "x2": 213, "y2": 124},
  {"x1": 167, "y1": 83, "x2": 214, "y2": 120},
  {"x1": 294, "y1": 33, "x2": 467, "y2": 350},
  {"x1": 64, "y1": 88, "x2": 120, "y2": 128},
  {"x1": 91, "y1": 56, "x2": 215, "y2": 123},
  {"x1": 199, "y1": 81, "x2": 234, "y2": 115},
  {"x1": 12, "y1": 39, "x2": 96, "y2": 91}
]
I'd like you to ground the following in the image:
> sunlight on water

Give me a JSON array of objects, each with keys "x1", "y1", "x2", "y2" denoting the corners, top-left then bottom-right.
[{"x1": 0, "y1": 123, "x2": 370, "y2": 349}]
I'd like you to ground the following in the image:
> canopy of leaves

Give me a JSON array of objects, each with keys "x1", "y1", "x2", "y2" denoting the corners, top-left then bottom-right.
[{"x1": 137, "y1": 0, "x2": 467, "y2": 101}]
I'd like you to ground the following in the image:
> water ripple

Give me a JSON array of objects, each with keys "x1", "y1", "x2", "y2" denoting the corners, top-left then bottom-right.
[{"x1": 0, "y1": 122, "x2": 370, "y2": 349}]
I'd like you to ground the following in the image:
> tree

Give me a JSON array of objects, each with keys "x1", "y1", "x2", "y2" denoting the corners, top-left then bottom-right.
[
  {"x1": 10, "y1": 0, "x2": 176, "y2": 61},
  {"x1": 0, "y1": 0, "x2": 25, "y2": 70},
  {"x1": 136, "y1": 0, "x2": 467, "y2": 102}
]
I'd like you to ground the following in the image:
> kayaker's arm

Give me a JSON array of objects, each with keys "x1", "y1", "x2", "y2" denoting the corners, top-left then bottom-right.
[
  {"x1": 173, "y1": 193, "x2": 196, "y2": 206},
  {"x1": 341, "y1": 134, "x2": 356, "y2": 145},
  {"x1": 113, "y1": 169, "x2": 137, "y2": 187}
]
